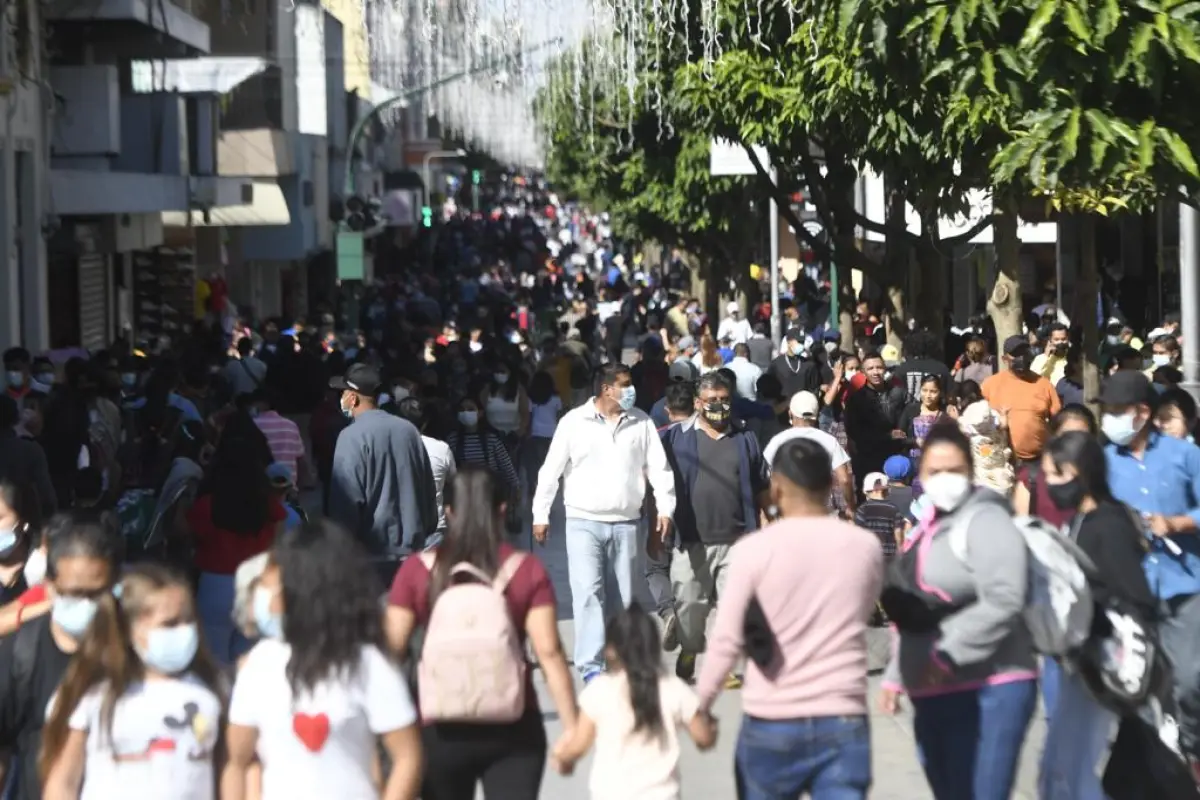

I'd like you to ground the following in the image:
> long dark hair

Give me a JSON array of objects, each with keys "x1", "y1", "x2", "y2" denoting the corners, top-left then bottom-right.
[
  {"x1": 605, "y1": 603, "x2": 665, "y2": 739},
  {"x1": 205, "y1": 413, "x2": 273, "y2": 535},
  {"x1": 1044, "y1": 431, "x2": 1115, "y2": 505},
  {"x1": 0, "y1": 475, "x2": 43, "y2": 542},
  {"x1": 40, "y1": 563, "x2": 222, "y2": 782},
  {"x1": 486, "y1": 360, "x2": 520, "y2": 402},
  {"x1": 527, "y1": 370, "x2": 556, "y2": 406},
  {"x1": 274, "y1": 520, "x2": 383, "y2": 695},
  {"x1": 430, "y1": 466, "x2": 505, "y2": 602}
]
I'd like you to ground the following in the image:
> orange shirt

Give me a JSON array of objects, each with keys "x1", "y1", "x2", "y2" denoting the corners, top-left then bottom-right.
[{"x1": 981, "y1": 370, "x2": 1062, "y2": 462}]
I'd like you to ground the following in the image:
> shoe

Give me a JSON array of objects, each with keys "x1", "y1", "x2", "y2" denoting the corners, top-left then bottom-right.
[
  {"x1": 583, "y1": 670, "x2": 602, "y2": 685},
  {"x1": 660, "y1": 611, "x2": 679, "y2": 652},
  {"x1": 675, "y1": 653, "x2": 696, "y2": 683},
  {"x1": 724, "y1": 673, "x2": 743, "y2": 690}
]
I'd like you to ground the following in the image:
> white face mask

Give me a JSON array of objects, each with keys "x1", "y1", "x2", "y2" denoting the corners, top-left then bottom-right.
[
  {"x1": 922, "y1": 472, "x2": 972, "y2": 512},
  {"x1": 392, "y1": 386, "x2": 410, "y2": 402},
  {"x1": 845, "y1": 369, "x2": 859, "y2": 379},
  {"x1": 1102, "y1": 410, "x2": 1140, "y2": 446},
  {"x1": 1152, "y1": 353, "x2": 1173, "y2": 368},
  {"x1": 5, "y1": 371, "x2": 23, "y2": 389},
  {"x1": 493, "y1": 372, "x2": 510, "y2": 385},
  {"x1": 458, "y1": 410, "x2": 479, "y2": 427}
]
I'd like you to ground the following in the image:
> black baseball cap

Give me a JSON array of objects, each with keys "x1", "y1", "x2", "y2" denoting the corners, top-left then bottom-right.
[
  {"x1": 1003, "y1": 335, "x2": 1030, "y2": 355},
  {"x1": 1096, "y1": 370, "x2": 1156, "y2": 407},
  {"x1": 329, "y1": 363, "x2": 383, "y2": 397}
]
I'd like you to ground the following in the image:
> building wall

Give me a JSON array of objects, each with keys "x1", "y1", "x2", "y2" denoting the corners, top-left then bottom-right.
[{"x1": 320, "y1": 0, "x2": 369, "y2": 97}]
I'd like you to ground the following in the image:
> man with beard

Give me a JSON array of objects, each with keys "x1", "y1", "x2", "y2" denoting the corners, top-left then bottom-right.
[{"x1": 843, "y1": 351, "x2": 908, "y2": 483}]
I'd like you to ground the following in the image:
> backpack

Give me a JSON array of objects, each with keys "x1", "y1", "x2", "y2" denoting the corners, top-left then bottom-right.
[
  {"x1": 949, "y1": 513, "x2": 1096, "y2": 657},
  {"x1": 416, "y1": 551, "x2": 527, "y2": 723}
]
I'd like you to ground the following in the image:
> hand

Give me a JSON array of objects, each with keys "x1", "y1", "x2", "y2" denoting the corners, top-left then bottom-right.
[
  {"x1": 656, "y1": 516, "x2": 672, "y2": 541},
  {"x1": 532, "y1": 524, "x2": 549, "y2": 545},
  {"x1": 891, "y1": 429, "x2": 908, "y2": 440},
  {"x1": 550, "y1": 734, "x2": 575, "y2": 775},
  {"x1": 946, "y1": 404, "x2": 960, "y2": 420},
  {"x1": 878, "y1": 687, "x2": 902, "y2": 715},
  {"x1": 1044, "y1": 340, "x2": 1056, "y2": 356},
  {"x1": 646, "y1": 529, "x2": 663, "y2": 560},
  {"x1": 832, "y1": 360, "x2": 845, "y2": 382},
  {"x1": 1148, "y1": 514, "x2": 1173, "y2": 537}
]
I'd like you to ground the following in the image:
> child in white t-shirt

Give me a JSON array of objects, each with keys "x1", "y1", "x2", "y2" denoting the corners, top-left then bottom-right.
[
  {"x1": 552, "y1": 605, "x2": 716, "y2": 799},
  {"x1": 41, "y1": 564, "x2": 225, "y2": 800}
]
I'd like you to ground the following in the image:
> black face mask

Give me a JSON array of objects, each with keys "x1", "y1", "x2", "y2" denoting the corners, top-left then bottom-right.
[
  {"x1": 702, "y1": 401, "x2": 732, "y2": 428},
  {"x1": 1053, "y1": 342, "x2": 1068, "y2": 356},
  {"x1": 1047, "y1": 477, "x2": 1086, "y2": 511}
]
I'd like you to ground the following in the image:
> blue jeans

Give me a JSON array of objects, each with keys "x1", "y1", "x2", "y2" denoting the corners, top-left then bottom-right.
[
  {"x1": 735, "y1": 714, "x2": 871, "y2": 800},
  {"x1": 564, "y1": 517, "x2": 637, "y2": 676},
  {"x1": 1041, "y1": 656, "x2": 1060, "y2": 720},
  {"x1": 912, "y1": 680, "x2": 1037, "y2": 800},
  {"x1": 197, "y1": 572, "x2": 253, "y2": 667},
  {"x1": 1040, "y1": 663, "x2": 1116, "y2": 800}
]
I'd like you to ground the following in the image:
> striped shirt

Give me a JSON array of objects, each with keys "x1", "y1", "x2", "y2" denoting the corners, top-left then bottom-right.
[
  {"x1": 445, "y1": 430, "x2": 519, "y2": 488},
  {"x1": 254, "y1": 411, "x2": 305, "y2": 482}
]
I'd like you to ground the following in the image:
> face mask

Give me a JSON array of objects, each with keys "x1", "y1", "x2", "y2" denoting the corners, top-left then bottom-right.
[
  {"x1": 1106, "y1": 334, "x2": 1121, "y2": 346},
  {"x1": 788, "y1": 341, "x2": 803, "y2": 356},
  {"x1": 0, "y1": 525, "x2": 22, "y2": 556},
  {"x1": 36, "y1": 372, "x2": 54, "y2": 386},
  {"x1": 702, "y1": 401, "x2": 732, "y2": 428},
  {"x1": 52, "y1": 595, "x2": 100, "y2": 639},
  {"x1": 1153, "y1": 354, "x2": 1173, "y2": 368},
  {"x1": 340, "y1": 398, "x2": 354, "y2": 420},
  {"x1": 494, "y1": 373, "x2": 510, "y2": 385},
  {"x1": 392, "y1": 387, "x2": 410, "y2": 402},
  {"x1": 23, "y1": 548, "x2": 45, "y2": 586},
  {"x1": 1053, "y1": 343, "x2": 1069, "y2": 356},
  {"x1": 253, "y1": 587, "x2": 283, "y2": 639},
  {"x1": 137, "y1": 623, "x2": 199, "y2": 674},
  {"x1": 120, "y1": 373, "x2": 137, "y2": 388},
  {"x1": 5, "y1": 371, "x2": 23, "y2": 389},
  {"x1": 845, "y1": 369, "x2": 859, "y2": 379},
  {"x1": 824, "y1": 341, "x2": 839, "y2": 355},
  {"x1": 1047, "y1": 478, "x2": 1086, "y2": 511},
  {"x1": 1102, "y1": 411, "x2": 1140, "y2": 446},
  {"x1": 458, "y1": 410, "x2": 479, "y2": 427},
  {"x1": 922, "y1": 472, "x2": 971, "y2": 512},
  {"x1": 617, "y1": 385, "x2": 637, "y2": 411}
]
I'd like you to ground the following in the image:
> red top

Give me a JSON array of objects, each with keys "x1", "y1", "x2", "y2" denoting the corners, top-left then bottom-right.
[
  {"x1": 188, "y1": 494, "x2": 286, "y2": 575},
  {"x1": 388, "y1": 543, "x2": 556, "y2": 719},
  {"x1": 16, "y1": 584, "x2": 46, "y2": 606}
]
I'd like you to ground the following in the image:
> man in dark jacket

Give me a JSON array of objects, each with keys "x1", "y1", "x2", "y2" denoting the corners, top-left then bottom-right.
[{"x1": 844, "y1": 351, "x2": 908, "y2": 485}]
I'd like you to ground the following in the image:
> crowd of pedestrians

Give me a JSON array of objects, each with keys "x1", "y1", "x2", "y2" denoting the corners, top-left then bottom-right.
[{"x1": 0, "y1": 187, "x2": 1197, "y2": 800}]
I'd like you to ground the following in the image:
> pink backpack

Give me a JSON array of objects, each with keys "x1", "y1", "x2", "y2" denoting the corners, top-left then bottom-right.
[{"x1": 417, "y1": 552, "x2": 528, "y2": 723}]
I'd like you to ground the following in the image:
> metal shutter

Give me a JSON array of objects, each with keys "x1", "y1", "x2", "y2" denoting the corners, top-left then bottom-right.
[{"x1": 78, "y1": 254, "x2": 108, "y2": 351}]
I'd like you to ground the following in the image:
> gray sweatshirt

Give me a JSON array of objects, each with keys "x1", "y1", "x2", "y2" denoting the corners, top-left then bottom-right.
[
  {"x1": 882, "y1": 488, "x2": 1037, "y2": 694},
  {"x1": 328, "y1": 409, "x2": 438, "y2": 557}
]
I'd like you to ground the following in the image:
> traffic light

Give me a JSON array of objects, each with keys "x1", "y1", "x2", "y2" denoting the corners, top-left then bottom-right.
[
  {"x1": 471, "y1": 169, "x2": 482, "y2": 185},
  {"x1": 421, "y1": 205, "x2": 433, "y2": 228}
]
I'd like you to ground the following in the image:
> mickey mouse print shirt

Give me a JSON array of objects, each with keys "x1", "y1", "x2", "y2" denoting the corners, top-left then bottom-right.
[
  {"x1": 62, "y1": 674, "x2": 222, "y2": 800},
  {"x1": 228, "y1": 638, "x2": 417, "y2": 799}
]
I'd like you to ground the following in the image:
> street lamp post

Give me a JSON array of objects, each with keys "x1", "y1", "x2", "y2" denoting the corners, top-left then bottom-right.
[
  {"x1": 1180, "y1": 197, "x2": 1200, "y2": 402},
  {"x1": 421, "y1": 148, "x2": 468, "y2": 209}
]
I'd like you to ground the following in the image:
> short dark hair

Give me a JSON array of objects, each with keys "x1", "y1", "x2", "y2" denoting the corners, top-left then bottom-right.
[
  {"x1": 1047, "y1": 322, "x2": 1069, "y2": 335},
  {"x1": 664, "y1": 381, "x2": 696, "y2": 416},
  {"x1": 756, "y1": 373, "x2": 783, "y2": 402},
  {"x1": 1051, "y1": 403, "x2": 1098, "y2": 435},
  {"x1": 597, "y1": 363, "x2": 631, "y2": 391},
  {"x1": 771, "y1": 438, "x2": 833, "y2": 496},
  {"x1": 46, "y1": 509, "x2": 123, "y2": 582},
  {"x1": 1158, "y1": 388, "x2": 1197, "y2": 425},
  {"x1": 734, "y1": 343, "x2": 750, "y2": 358},
  {"x1": 698, "y1": 371, "x2": 734, "y2": 395},
  {"x1": 3, "y1": 348, "x2": 29, "y2": 367},
  {"x1": 918, "y1": 420, "x2": 975, "y2": 475},
  {"x1": 902, "y1": 330, "x2": 938, "y2": 360},
  {"x1": 862, "y1": 350, "x2": 884, "y2": 365}
]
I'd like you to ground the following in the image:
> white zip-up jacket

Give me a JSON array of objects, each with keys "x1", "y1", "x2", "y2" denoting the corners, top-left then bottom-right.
[{"x1": 532, "y1": 399, "x2": 676, "y2": 525}]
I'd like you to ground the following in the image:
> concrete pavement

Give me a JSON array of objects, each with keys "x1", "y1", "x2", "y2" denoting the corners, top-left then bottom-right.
[{"x1": 517, "y1": 504, "x2": 1048, "y2": 799}]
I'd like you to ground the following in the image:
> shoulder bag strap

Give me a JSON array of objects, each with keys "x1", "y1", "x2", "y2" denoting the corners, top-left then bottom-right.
[{"x1": 492, "y1": 552, "x2": 527, "y2": 592}]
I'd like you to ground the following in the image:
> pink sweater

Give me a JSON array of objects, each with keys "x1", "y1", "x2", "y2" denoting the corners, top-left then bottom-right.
[{"x1": 696, "y1": 516, "x2": 885, "y2": 719}]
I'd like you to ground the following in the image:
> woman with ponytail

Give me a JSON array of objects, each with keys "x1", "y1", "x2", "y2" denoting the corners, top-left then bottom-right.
[
  {"x1": 552, "y1": 604, "x2": 715, "y2": 798},
  {"x1": 40, "y1": 564, "x2": 224, "y2": 799}
]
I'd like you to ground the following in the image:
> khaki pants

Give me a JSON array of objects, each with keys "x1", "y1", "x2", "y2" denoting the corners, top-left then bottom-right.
[{"x1": 670, "y1": 542, "x2": 732, "y2": 655}]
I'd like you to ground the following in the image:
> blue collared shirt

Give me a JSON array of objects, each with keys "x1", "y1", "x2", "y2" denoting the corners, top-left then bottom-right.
[{"x1": 1106, "y1": 431, "x2": 1200, "y2": 599}]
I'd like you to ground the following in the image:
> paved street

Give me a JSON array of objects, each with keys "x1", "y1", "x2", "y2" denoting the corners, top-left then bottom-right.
[{"x1": 516, "y1": 499, "x2": 1048, "y2": 799}]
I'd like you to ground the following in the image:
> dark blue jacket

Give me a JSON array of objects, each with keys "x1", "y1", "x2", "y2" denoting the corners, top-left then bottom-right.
[{"x1": 660, "y1": 420, "x2": 769, "y2": 546}]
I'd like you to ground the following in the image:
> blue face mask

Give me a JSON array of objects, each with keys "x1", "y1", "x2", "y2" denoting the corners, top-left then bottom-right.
[
  {"x1": 618, "y1": 385, "x2": 637, "y2": 411},
  {"x1": 0, "y1": 526, "x2": 20, "y2": 555},
  {"x1": 138, "y1": 623, "x2": 199, "y2": 674},
  {"x1": 52, "y1": 595, "x2": 99, "y2": 639},
  {"x1": 253, "y1": 586, "x2": 283, "y2": 639}
]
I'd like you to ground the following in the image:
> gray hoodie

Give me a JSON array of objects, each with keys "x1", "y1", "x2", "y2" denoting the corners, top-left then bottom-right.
[{"x1": 883, "y1": 488, "x2": 1037, "y2": 693}]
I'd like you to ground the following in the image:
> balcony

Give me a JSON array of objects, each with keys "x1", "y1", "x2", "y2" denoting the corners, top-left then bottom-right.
[{"x1": 45, "y1": 0, "x2": 209, "y2": 57}]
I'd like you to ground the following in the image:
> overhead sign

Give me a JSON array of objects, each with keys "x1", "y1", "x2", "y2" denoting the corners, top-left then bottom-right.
[{"x1": 709, "y1": 138, "x2": 769, "y2": 176}]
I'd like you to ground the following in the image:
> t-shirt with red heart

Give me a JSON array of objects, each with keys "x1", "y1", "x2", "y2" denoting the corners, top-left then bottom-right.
[{"x1": 228, "y1": 639, "x2": 416, "y2": 799}]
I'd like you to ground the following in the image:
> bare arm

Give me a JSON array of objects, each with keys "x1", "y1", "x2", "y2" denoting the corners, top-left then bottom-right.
[
  {"x1": 836, "y1": 463, "x2": 856, "y2": 514},
  {"x1": 552, "y1": 710, "x2": 596, "y2": 769},
  {"x1": 42, "y1": 728, "x2": 87, "y2": 800},
  {"x1": 384, "y1": 606, "x2": 418, "y2": 659},
  {"x1": 219, "y1": 724, "x2": 258, "y2": 800},
  {"x1": 525, "y1": 604, "x2": 578, "y2": 730},
  {"x1": 380, "y1": 725, "x2": 422, "y2": 800},
  {"x1": 1011, "y1": 479, "x2": 1031, "y2": 515}
]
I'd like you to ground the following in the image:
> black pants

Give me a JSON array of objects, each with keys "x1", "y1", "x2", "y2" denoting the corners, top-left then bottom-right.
[{"x1": 420, "y1": 709, "x2": 547, "y2": 800}]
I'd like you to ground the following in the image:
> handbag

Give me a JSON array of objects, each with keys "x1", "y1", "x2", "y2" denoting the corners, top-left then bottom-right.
[
  {"x1": 743, "y1": 597, "x2": 777, "y2": 673},
  {"x1": 1103, "y1": 713, "x2": 1200, "y2": 799},
  {"x1": 878, "y1": 522, "x2": 963, "y2": 634}
]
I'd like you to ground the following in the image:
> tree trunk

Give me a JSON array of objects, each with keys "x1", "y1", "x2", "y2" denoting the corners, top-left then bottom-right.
[
  {"x1": 839, "y1": 307, "x2": 855, "y2": 353},
  {"x1": 987, "y1": 194, "x2": 1023, "y2": 347},
  {"x1": 882, "y1": 175, "x2": 911, "y2": 352},
  {"x1": 1079, "y1": 215, "x2": 1101, "y2": 416},
  {"x1": 884, "y1": 285, "x2": 907, "y2": 352},
  {"x1": 914, "y1": 227, "x2": 947, "y2": 358}
]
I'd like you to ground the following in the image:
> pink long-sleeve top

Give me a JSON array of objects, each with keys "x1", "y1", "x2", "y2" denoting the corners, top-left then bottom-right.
[{"x1": 696, "y1": 516, "x2": 885, "y2": 719}]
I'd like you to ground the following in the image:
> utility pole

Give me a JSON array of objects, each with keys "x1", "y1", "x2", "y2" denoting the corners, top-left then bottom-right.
[
  {"x1": 769, "y1": 166, "x2": 781, "y2": 349},
  {"x1": 1180, "y1": 197, "x2": 1200, "y2": 403}
]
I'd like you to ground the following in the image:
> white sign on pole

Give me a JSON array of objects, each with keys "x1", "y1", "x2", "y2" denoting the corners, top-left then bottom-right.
[{"x1": 710, "y1": 138, "x2": 770, "y2": 176}]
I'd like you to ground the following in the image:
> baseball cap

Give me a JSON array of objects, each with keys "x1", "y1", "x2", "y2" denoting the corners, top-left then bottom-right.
[
  {"x1": 788, "y1": 390, "x2": 819, "y2": 419},
  {"x1": 862, "y1": 472, "x2": 888, "y2": 493},
  {"x1": 329, "y1": 363, "x2": 383, "y2": 397},
  {"x1": 669, "y1": 360, "x2": 699, "y2": 383},
  {"x1": 883, "y1": 455, "x2": 912, "y2": 481},
  {"x1": 785, "y1": 327, "x2": 805, "y2": 342},
  {"x1": 676, "y1": 335, "x2": 696, "y2": 351},
  {"x1": 881, "y1": 344, "x2": 900, "y2": 366},
  {"x1": 266, "y1": 462, "x2": 293, "y2": 488},
  {"x1": 1003, "y1": 335, "x2": 1030, "y2": 355},
  {"x1": 1096, "y1": 370, "x2": 1156, "y2": 407}
]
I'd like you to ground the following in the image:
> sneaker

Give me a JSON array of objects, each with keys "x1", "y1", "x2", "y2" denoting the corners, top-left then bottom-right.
[
  {"x1": 583, "y1": 670, "x2": 602, "y2": 685},
  {"x1": 660, "y1": 611, "x2": 679, "y2": 652},
  {"x1": 724, "y1": 673, "x2": 743, "y2": 690},
  {"x1": 675, "y1": 653, "x2": 696, "y2": 683}
]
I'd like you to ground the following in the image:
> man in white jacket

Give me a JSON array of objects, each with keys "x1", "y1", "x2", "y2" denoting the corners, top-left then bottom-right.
[{"x1": 532, "y1": 363, "x2": 676, "y2": 682}]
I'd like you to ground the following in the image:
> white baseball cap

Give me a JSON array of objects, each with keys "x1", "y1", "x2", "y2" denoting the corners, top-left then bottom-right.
[
  {"x1": 788, "y1": 391, "x2": 819, "y2": 419},
  {"x1": 862, "y1": 472, "x2": 888, "y2": 493}
]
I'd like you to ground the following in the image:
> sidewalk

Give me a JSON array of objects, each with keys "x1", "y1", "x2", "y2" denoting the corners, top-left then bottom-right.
[{"x1": 522, "y1": 509, "x2": 1047, "y2": 799}]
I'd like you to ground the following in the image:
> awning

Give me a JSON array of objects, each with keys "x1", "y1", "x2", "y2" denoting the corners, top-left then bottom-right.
[{"x1": 161, "y1": 181, "x2": 290, "y2": 227}]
